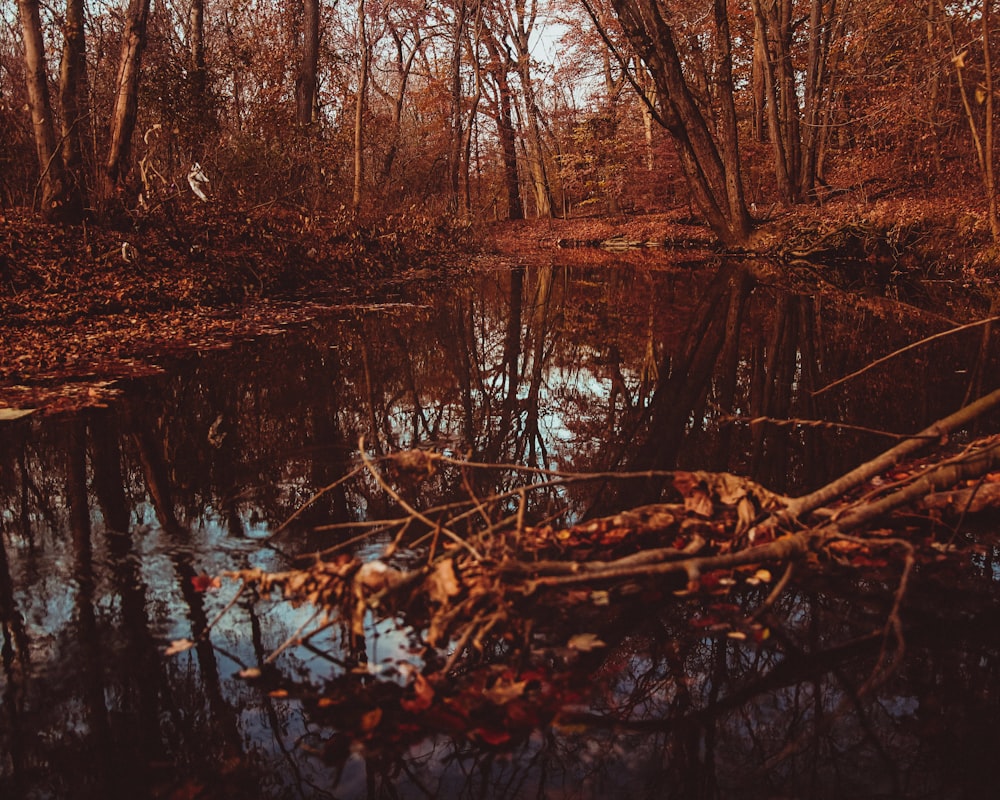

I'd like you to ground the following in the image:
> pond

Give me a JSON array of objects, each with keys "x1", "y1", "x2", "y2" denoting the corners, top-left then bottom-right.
[{"x1": 2, "y1": 251, "x2": 1000, "y2": 799}]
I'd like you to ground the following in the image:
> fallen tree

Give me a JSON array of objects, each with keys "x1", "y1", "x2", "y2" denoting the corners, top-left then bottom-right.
[
  {"x1": 166, "y1": 388, "x2": 1000, "y2": 750},
  {"x1": 170, "y1": 390, "x2": 1000, "y2": 656}
]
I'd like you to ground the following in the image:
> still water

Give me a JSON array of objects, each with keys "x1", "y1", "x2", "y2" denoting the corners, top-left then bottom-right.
[{"x1": 2, "y1": 252, "x2": 999, "y2": 798}]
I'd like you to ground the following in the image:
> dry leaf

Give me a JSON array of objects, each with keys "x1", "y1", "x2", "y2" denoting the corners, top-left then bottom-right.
[
  {"x1": 590, "y1": 590, "x2": 610, "y2": 606},
  {"x1": 483, "y1": 677, "x2": 527, "y2": 706},
  {"x1": 400, "y1": 673, "x2": 435, "y2": 713},
  {"x1": 684, "y1": 488, "x2": 714, "y2": 518},
  {"x1": 238, "y1": 667, "x2": 262, "y2": 680},
  {"x1": 357, "y1": 560, "x2": 394, "y2": 591},
  {"x1": 426, "y1": 559, "x2": 460, "y2": 605},
  {"x1": 360, "y1": 708, "x2": 383, "y2": 732},
  {"x1": 0, "y1": 408, "x2": 35, "y2": 421},
  {"x1": 164, "y1": 638, "x2": 195, "y2": 656},
  {"x1": 567, "y1": 633, "x2": 606, "y2": 652}
]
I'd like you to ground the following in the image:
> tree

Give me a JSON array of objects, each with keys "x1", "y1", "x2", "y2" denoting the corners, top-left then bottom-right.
[
  {"x1": 59, "y1": 0, "x2": 90, "y2": 205},
  {"x1": 750, "y1": 0, "x2": 844, "y2": 203},
  {"x1": 189, "y1": 0, "x2": 207, "y2": 108},
  {"x1": 296, "y1": 0, "x2": 320, "y2": 126},
  {"x1": 482, "y1": 24, "x2": 525, "y2": 219},
  {"x1": 353, "y1": 0, "x2": 370, "y2": 210},
  {"x1": 17, "y1": 0, "x2": 77, "y2": 220},
  {"x1": 103, "y1": 0, "x2": 152, "y2": 204},
  {"x1": 505, "y1": 0, "x2": 555, "y2": 217},
  {"x1": 374, "y1": 7, "x2": 426, "y2": 185},
  {"x1": 592, "y1": 0, "x2": 753, "y2": 245},
  {"x1": 945, "y1": 1, "x2": 1000, "y2": 242}
]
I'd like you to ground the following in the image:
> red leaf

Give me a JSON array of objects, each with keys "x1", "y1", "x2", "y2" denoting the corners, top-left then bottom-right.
[
  {"x1": 400, "y1": 673, "x2": 435, "y2": 714},
  {"x1": 191, "y1": 573, "x2": 221, "y2": 593},
  {"x1": 473, "y1": 726, "x2": 512, "y2": 746}
]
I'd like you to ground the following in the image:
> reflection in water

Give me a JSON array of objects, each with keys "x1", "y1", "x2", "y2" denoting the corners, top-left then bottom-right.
[{"x1": 1, "y1": 255, "x2": 999, "y2": 798}]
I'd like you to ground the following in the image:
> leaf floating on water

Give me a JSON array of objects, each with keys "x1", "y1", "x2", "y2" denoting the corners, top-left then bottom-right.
[
  {"x1": 567, "y1": 633, "x2": 606, "y2": 652},
  {"x1": 0, "y1": 407, "x2": 35, "y2": 421},
  {"x1": 164, "y1": 638, "x2": 195, "y2": 656},
  {"x1": 400, "y1": 672, "x2": 435, "y2": 714},
  {"x1": 360, "y1": 708, "x2": 383, "y2": 732},
  {"x1": 190, "y1": 573, "x2": 221, "y2": 593},
  {"x1": 483, "y1": 677, "x2": 527, "y2": 706},
  {"x1": 473, "y1": 727, "x2": 512, "y2": 746}
]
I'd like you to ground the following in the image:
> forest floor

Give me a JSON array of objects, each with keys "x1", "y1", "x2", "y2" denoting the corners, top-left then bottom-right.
[{"x1": 1, "y1": 193, "x2": 996, "y2": 414}]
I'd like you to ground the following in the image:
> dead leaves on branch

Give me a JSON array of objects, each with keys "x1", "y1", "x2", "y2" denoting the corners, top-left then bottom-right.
[
  {"x1": 218, "y1": 437, "x2": 1000, "y2": 675},
  {"x1": 165, "y1": 419, "x2": 1000, "y2": 757}
]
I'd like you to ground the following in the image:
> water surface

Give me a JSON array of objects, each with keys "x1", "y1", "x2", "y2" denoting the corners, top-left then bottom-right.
[{"x1": 2, "y1": 252, "x2": 998, "y2": 798}]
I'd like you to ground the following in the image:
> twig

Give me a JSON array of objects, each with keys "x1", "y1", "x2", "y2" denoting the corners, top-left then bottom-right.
[
  {"x1": 269, "y1": 463, "x2": 367, "y2": 537},
  {"x1": 781, "y1": 387, "x2": 1000, "y2": 522},
  {"x1": 812, "y1": 315, "x2": 1000, "y2": 397},
  {"x1": 358, "y1": 437, "x2": 484, "y2": 561},
  {"x1": 718, "y1": 411, "x2": 939, "y2": 441},
  {"x1": 264, "y1": 607, "x2": 323, "y2": 665}
]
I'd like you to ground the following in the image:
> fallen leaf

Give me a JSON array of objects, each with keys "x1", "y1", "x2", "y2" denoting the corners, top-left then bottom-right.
[
  {"x1": 567, "y1": 633, "x2": 606, "y2": 652},
  {"x1": 360, "y1": 708, "x2": 383, "y2": 732},
  {"x1": 191, "y1": 573, "x2": 221, "y2": 593},
  {"x1": 684, "y1": 487, "x2": 713, "y2": 518},
  {"x1": 400, "y1": 673, "x2": 435, "y2": 713},
  {"x1": 483, "y1": 678, "x2": 527, "y2": 706},
  {"x1": 164, "y1": 638, "x2": 195, "y2": 656},
  {"x1": 426, "y1": 559, "x2": 460, "y2": 605},
  {"x1": 590, "y1": 590, "x2": 610, "y2": 606},
  {"x1": 356, "y1": 559, "x2": 396, "y2": 591}
]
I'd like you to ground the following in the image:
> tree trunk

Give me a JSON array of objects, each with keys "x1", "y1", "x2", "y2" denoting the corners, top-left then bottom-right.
[
  {"x1": 448, "y1": 0, "x2": 468, "y2": 211},
  {"x1": 189, "y1": 0, "x2": 207, "y2": 114},
  {"x1": 59, "y1": 0, "x2": 90, "y2": 211},
  {"x1": 983, "y1": 1, "x2": 1000, "y2": 241},
  {"x1": 496, "y1": 61, "x2": 524, "y2": 219},
  {"x1": 609, "y1": 0, "x2": 752, "y2": 246},
  {"x1": 296, "y1": 0, "x2": 320, "y2": 126},
  {"x1": 513, "y1": 0, "x2": 554, "y2": 218},
  {"x1": 751, "y1": 0, "x2": 798, "y2": 203},
  {"x1": 103, "y1": 0, "x2": 151, "y2": 205},
  {"x1": 18, "y1": 0, "x2": 75, "y2": 221},
  {"x1": 799, "y1": 0, "x2": 828, "y2": 197},
  {"x1": 352, "y1": 0, "x2": 369, "y2": 211}
]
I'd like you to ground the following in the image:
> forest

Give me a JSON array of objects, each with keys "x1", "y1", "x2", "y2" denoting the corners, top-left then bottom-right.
[
  {"x1": 5, "y1": 1, "x2": 1000, "y2": 798},
  {"x1": 3, "y1": 0, "x2": 1000, "y2": 242}
]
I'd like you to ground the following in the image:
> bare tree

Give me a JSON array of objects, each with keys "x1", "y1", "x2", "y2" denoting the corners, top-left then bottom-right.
[
  {"x1": 353, "y1": 0, "x2": 370, "y2": 210},
  {"x1": 59, "y1": 0, "x2": 90, "y2": 205},
  {"x1": 17, "y1": 0, "x2": 77, "y2": 220},
  {"x1": 296, "y1": 0, "x2": 320, "y2": 126},
  {"x1": 103, "y1": 0, "x2": 152, "y2": 204},
  {"x1": 591, "y1": 0, "x2": 753, "y2": 245}
]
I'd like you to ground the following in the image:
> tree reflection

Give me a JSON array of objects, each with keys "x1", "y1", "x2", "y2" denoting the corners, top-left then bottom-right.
[{"x1": 1, "y1": 257, "x2": 999, "y2": 797}]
